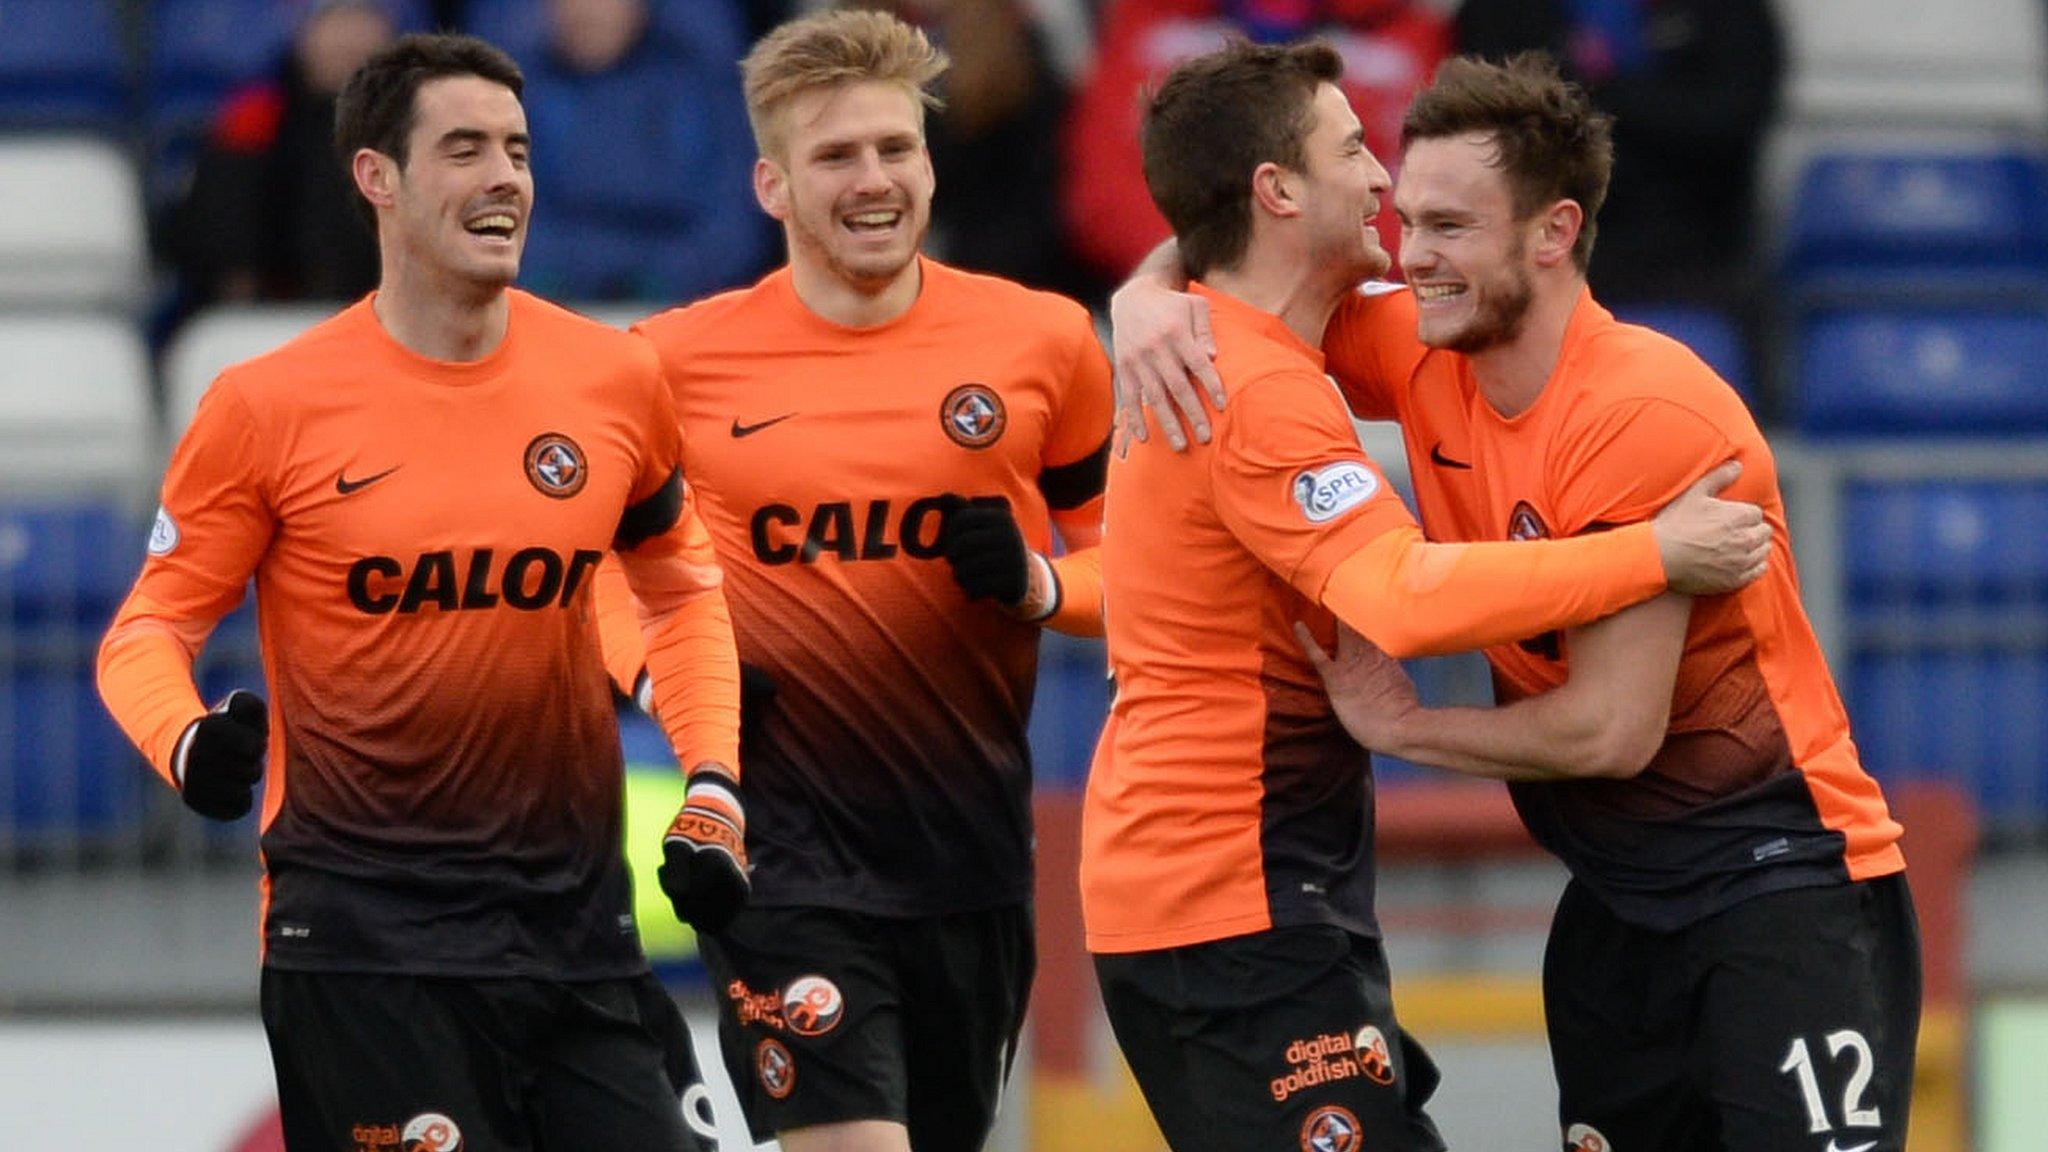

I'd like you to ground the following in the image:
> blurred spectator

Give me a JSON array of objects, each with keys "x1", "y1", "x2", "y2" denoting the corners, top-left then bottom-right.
[
  {"x1": 1064, "y1": 0, "x2": 1449, "y2": 287},
  {"x1": 516, "y1": 0, "x2": 773, "y2": 302},
  {"x1": 1454, "y1": 0, "x2": 1785, "y2": 308},
  {"x1": 166, "y1": 0, "x2": 394, "y2": 306},
  {"x1": 853, "y1": 0, "x2": 1095, "y2": 299}
]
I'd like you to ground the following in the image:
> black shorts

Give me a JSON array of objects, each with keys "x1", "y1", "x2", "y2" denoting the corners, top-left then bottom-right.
[
  {"x1": 1094, "y1": 925, "x2": 1446, "y2": 1152},
  {"x1": 697, "y1": 903, "x2": 1033, "y2": 1151},
  {"x1": 1544, "y1": 873, "x2": 1922, "y2": 1152},
  {"x1": 260, "y1": 969, "x2": 713, "y2": 1152}
]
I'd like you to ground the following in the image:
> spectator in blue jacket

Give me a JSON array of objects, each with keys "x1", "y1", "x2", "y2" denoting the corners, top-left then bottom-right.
[{"x1": 519, "y1": 0, "x2": 774, "y2": 302}]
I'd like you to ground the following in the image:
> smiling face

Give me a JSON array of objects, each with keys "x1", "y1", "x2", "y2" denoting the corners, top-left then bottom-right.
[
  {"x1": 1292, "y1": 82, "x2": 1393, "y2": 283},
  {"x1": 367, "y1": 75, "x2": 533, "y2": 291},
  {"x1": 754, "y1": 79, "x2": 934, "y2": 295},
  {"x1": 1395, "y1": 131, "x2": 1539, "y2": 352}
]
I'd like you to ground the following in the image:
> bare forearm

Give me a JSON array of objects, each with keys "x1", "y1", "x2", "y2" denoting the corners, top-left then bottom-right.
[{"x1": 1378, "y1": 697, "x2": 1621, "y2": 782}]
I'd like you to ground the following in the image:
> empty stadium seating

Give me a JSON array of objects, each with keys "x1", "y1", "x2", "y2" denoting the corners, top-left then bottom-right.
[
  {"x1": 1795, "y1": 307, "x2": 2048, "y2": 436},
  {"x1": 1781, "y1": 144, "x2": 2048, "y2": 306},
  {"x1": 1842, "y1": 478, "x2": 2048, "y2": 828},
  {"x1": 0, "y1": 137, "x2": 147, "y2": 309},
  {"x1": 0, "y1": 0, "x2": 130, "y2": 130},
  {"x1": 0, "y1": 314, "x2": 153, "y2": 851}
]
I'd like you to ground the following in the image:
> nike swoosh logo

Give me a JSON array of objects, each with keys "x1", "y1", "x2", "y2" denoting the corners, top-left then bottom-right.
[
  {"x1": 335, "y1": 465, "x2": 401, "y2": 495},
  {"x1": 1824, "y1": 1141, "x2": 1878, "y2": 1152},
  {"x1": 731, "y1": 413, "x2": 797, "y2": 438},
  {"x1": 1429, "y1": 443, "x2": 1473, "y2": 470}
]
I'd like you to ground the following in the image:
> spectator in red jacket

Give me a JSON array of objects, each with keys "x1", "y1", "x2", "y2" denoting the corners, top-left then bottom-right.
[
  {"x1": 168, "y1": 0, "x2": 396, "y2": 306},
  {"x1": 1064, "y1": 0, "x2": 1448, "y2": 286}
]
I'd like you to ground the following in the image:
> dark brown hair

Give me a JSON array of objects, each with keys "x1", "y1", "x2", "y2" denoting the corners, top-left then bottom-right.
[
  {"x1": 334, "y1": 33, "x2": 525, "y2": 226},
  {"x1": 1140, "y1": 39, "x2": 1343, "y2": 278},
  {"x1": 1401, "y1": 53, "x2": 1613, "y2": 271}
]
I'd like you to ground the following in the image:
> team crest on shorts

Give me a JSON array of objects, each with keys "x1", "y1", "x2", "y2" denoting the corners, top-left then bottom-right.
[
  {"x1": 1300, "y1": 1104, "x2": 1362, "y2": 1152},
  {"x1": 781, "y1": 974, "x2": 845, "y2": 1037},
  {"x1": 1352, "y1": 1023, "x2": 1396, "y2": 1085},
  {"x1": 1566, "y1": 1122, "x2": 1612, "y2": 1152},
  {"x1": 400, "y1": 1111, "x2": 462, "y2": 1152},
  {"x1": 524, "y1": 433, "x2": 587, "y2": 498},
  {"x1": 940, "y1": 384, "x2": 1006, "y2": 448},
  {"x1": 758, "y1": 1038, "x2": 796, "y2": 1099}
]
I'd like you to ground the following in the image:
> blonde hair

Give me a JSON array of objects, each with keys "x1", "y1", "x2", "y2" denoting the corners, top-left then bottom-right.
[{"x1": 741, "y1": 8, "x2": 949, "y2": 159}]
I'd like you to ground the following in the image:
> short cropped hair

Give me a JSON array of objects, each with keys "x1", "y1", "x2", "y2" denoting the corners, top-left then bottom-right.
[
  {"x1": 1140, "y1": 39, "x2": 1343, "y2": 279},
  {"x1": 740, "y1": 9, "x2": 949, "y2": 161},
  {"x1": 334, "y1": 32, "x2": 525, "y2": 227},
  {"x1": 1401, "y1": 53, "x2": 1613, "y2": 272}
]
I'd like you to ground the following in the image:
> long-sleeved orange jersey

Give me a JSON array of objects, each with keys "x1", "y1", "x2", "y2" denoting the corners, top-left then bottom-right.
[
  {"x1": 1084, "y1": 284, "x2": 1677, "y2": 954},
  {"x1": 98, "y1": 291, "x2": 738, "y2": 977},
  {"x1": 1325, "y1": 285, "x2": 1902, "y2": 930},
  {"x1": 596, "y1": 258, "x2": 1113, "y2": 916}
]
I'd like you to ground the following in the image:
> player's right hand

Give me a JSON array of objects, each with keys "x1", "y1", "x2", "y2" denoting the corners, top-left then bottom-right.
[
  {"x1": 1109, "y1": 279, "x2": 1224, "y2": 451},
  {"x1": 1294, "y1": 621, "x2": 1420, "y2": 752},
  {"x1": 1652, "y1": 461, "x2": 1772, "y2": 596},
  {"x1": 173, "y1": 690, "x2": 267, "y2": 821},
  {"x1": 659, "y1": 762, "x2": 749, "y2": 935}
]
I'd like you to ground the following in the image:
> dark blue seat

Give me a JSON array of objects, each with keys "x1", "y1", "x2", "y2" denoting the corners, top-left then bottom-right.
[
  {"x1": 1027, "y1": 634, "x2": 1112, "y2": 789},
  {"x1": 0, "y1": 0, "x2": 130, "y2": 129},
  {"x1": 0, "y1": 497, "x2": 150, "y2": 846},
  {"x1": 0, "y1": 499, "x2": 140, "y2": 630},
  {"x1": 1844, "y1": 480, "x2": 2048, "y2": 603},
  {"x1": 1848, "y1": 650, "x2": 2048, "y2": 828},
  {"x1": 1612, "y1": 304, "x2": 1754, "y2": 405},
  {"x1": 1783, "y1": 146, "x2": 2048, "y2": 306},
  {"x1": 2, "y1": 666, "x2": 148, "y2": 845},
  {"x1": 1796, "y1": 308, "x2": 2048, "y2": 436}
]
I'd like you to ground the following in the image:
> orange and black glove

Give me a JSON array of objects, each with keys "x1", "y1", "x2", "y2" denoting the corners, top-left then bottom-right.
[{"x1": 657, "y1": 762, "x2": 749, "y2": 934}]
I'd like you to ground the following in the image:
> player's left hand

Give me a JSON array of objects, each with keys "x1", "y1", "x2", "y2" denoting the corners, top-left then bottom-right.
[
  {"x1": 1294, "y1": 621, "x2": 1420, "y2": 751},
  {"x1": 937, "y1": 495, "x2": 1058, "y2": 621},
  {"x1": 658, "y1": 762, "x2": 749, "y2": 934}
]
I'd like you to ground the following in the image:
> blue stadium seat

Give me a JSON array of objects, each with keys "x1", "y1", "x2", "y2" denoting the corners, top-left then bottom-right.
[
  {"x1": 2, "y1": 667, "x2": 149, "y2": 846},
  {"x1": 0, "y1": 499, "x2": 141, "y2": 630},
  {"x1": 1783, "y1": 146, "x2": 2048, "y2": 305},
  {"x1": 1611, "y1": 304, "x2": 1755, "y2": 405},
  {"x1": 0, "y1": 0, "x2": 130, "y2": 129},
  {"x1": 1849, "y1": 651, "x2": 2048, "y2": 827},
  {"x1": 1026, "y1": 634, "x2": 1111, "y2": 789},
  {"x1": 0, "y1": 498, "x2": 149, "y2": 847},
  {"x1": 1796, "y1": 308, "x2": 2048, "y2": 436},
  {"x1": 1844, "y1": 480, "x2": 2048, "y2": 603}
]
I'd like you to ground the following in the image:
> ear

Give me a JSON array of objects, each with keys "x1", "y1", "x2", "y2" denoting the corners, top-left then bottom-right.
[
  {"x1": 1531, "y1": 199, "x2": 1583, "y2": 269},
  {"x1": 753, "y1": 156, "x2": 789, "y2": 221},
  {"x1": 1250, "y1": 160, "x2": 1301, "y2": 220},
  {"x1": 351, "y1": 148, "x2": 397, "y2": 213}
]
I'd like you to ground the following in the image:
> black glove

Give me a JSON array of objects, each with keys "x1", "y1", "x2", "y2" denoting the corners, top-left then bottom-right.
[
  {"x1": 174, "y1": 690, "x2": 267, "y2": 821},
  {"x1": 658, "y1": 762, "x2": 749, "y2": 934},
  {"x1": 936, "y1": 494, "x2": 1032, "y2": 606}
]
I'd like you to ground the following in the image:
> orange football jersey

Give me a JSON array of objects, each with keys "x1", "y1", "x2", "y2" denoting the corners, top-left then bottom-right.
[
  {"x1": 1325, "y1": 285, "x2": 1904, "y2": 928},
  {"x1": 98, "y1": 291, "x2": 737, "y2": 975},
  {"x1": 605, "y1": 258, "x2": 1113, "y2": 915}
]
